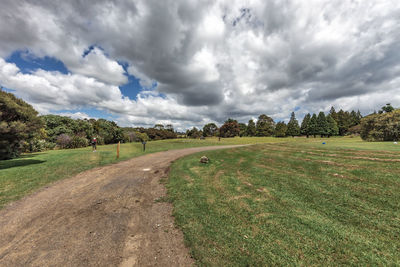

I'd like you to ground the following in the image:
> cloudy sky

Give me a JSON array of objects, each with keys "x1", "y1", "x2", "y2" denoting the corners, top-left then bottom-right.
[{"x1": 1, "y1": 0, "x2": 399, "y2": 130}]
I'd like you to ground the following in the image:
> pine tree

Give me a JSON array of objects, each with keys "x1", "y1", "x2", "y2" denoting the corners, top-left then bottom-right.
[
  {"x1": 239, "y1": 123, "x2": 247, "y2": 137},
  {"x1": 356, "y1": 110, "x2": 362, "y2": 122},
  {"x1": 274, "y1": 121, "x2": 287, "y2": 137},
  {"x1": 350, "y1": 110, "x2": 359, "y2": 126},
  {"x1": 286, "y1": 112, "x2": 300, "y2": 137},
  {"x1": 326, "y1": 114, "x2": 339, "y2": 137},
  {"x1": 337, "y1": 109, "x2": 352, "y2": 135},
  {"x1": 329, "y1": 106, "x2": 338, "y2": 122},
  {"x1": 309, "y1": 114, "x2": 318, "y2": 138},
  {"x1": 246, "y1": 119, "x2": 256, "y2": 136},
  {"x1": 300, "y1": 113, "x2": 311, "y2": 138},
  {"x1": 316, "y1": 112, "x2": 329, "y2": 137}
]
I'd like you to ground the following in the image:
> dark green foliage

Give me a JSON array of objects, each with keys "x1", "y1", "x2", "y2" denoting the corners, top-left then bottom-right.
[
  {"x1": 360, "y1": 109, "x2": 400, "y2": 141},
  {"x1": 131, "y1": 125, "x2": 177, "y2": 140},
  {"x1": 301, "y1": 113, "x2": 311, "y2": 137},
  {"x1": 336, "y1": 109, "x2": 352, "y2": 136},
  {"x1": 316, "y1": 112, "x2": 328, "y2": 137},
  {"x1": 350, "y1": 110, "x2": 361, "y2": 126},
  {"x1": 274, "y1": 121, "x2": 287, "y2": 137},
  {"x1": 202, "y1": 123, "x2": 218, "y2": 137},
  {"x1": 246, "y1": 119, "x2": 256, "y2": 136},
  {"x1": 41, "y1": 115, "x2": 126, "y2": 148},
  {"x1": 286, "y1": 112, "x2": 300, "y2": 137},
  {"x1": 220, "y1": 118, "x2": 240, "y2": 137},
  {"x1": 69, "y1": 135, "x2": 89, "y2": 148},
  {"x1": 42, "y1": 115, "x2": 81, "y2": 142},
  {"x1": 326, "y1": 114, "x2": 339, "y2": 137},
  {"x1": 0, "y1": 90, "x2": 44, "y2": 159},
  {"x1": 329, "y1": 106, "x2": 338, "y2": 122},
  {"x1": 309, "y1": 114, "x2": 318, "y2": 137},
  {"x1": 92, "y1": 119, "x2": 124, "y2": 144},
  {"x1": 380, "y1": 103, "x2": 394, "y2": 113},
  {"x1": 186, "y1": 127, "x2": 202, "y2": 138},
  {"x1": 238, "y1": 123, "x2": 247, "y2": 137},
  {"x1": 256, "y1": 114, "x2": 275, "y2": 136}
]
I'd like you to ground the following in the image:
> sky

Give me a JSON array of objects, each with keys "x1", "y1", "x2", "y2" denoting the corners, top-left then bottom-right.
[{"x1": 0, "y1": 0, "x2": 400, "y2": 131}]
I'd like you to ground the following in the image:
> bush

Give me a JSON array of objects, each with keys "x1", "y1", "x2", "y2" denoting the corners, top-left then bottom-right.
[
  {"x1": 360, "y1": 110, "x2": 400, "y2": 141},
  {"x1": 24, "y1": 138, "x2": 47, "y2": 152},
  {"x1": 69, "y1": 135, "x2": 89, "y2": 148},
  {"x1": 0, "y1": 90, "x2": 44, "y2": 159},
  {"x1": 56, "y1": 134, "x2": 72, "y2": 149}
]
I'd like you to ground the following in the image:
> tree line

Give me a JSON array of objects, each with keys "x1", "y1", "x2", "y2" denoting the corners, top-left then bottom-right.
[{"x1": 191, "y1": 107, "x2": 363, "y2": 139}]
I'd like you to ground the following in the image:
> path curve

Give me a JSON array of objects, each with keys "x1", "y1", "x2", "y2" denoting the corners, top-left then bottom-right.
[{"x1": 0, "y1": 145, "x2": 244, "y2": 267}]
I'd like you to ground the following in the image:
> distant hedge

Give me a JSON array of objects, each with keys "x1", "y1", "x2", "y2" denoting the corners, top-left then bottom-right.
[{"x1": 360, "y1": 110, "x2": 400, "y2": 141}]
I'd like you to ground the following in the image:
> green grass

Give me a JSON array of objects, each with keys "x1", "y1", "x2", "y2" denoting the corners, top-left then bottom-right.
[
  {"x1": 166, "y1": 140, "x2": 400, "y2": 266},
  {"x1": 0, "y1": 137, "x2": 283, "y2": 209}
]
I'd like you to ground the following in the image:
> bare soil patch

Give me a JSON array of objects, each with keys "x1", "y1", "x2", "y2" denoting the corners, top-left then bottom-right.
[{"x1": 0, "y1": 145, "x2": 243, "y2": 267}]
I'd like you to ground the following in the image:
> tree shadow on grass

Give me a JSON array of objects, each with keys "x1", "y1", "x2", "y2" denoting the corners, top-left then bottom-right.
[
  {"x1": 19, "y1": 153, "x2": 47, "y2": 159},
  {"x1": 0, "y1": 159, "x2": 46, "y2": 170}
]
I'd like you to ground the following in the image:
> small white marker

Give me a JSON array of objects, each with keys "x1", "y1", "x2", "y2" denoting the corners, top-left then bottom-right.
[{"x1": 143, "y1": 168, "x2": 151, "y2": 171}]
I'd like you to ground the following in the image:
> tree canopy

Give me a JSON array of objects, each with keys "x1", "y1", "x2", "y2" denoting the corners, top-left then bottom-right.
[
  {"x1": 361, "y1": 109, "x2": 400, "y2": 141},
  {"x1": 220, "y1": 118, "x2": 240, "y2": 138},
  {"x1": 256, "y1": 114, "x2": 275, "y2": 136},
  {"x1": 0, "y1": 89, "x2": 44, "y2": 159},
  {"x1": 286, "y1": 112, "x2": 300, "y2": 137}
]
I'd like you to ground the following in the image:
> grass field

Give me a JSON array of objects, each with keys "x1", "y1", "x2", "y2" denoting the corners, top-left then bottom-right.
[
  {"x1": 166, "y1": 139, "x2": 400, "y2": 265},
  {"x1": 0, "y1": 137, "x2": 282, "y2": 209}
]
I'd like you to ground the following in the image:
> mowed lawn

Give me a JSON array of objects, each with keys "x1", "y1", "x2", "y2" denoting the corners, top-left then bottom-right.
[
  {"x1": 166, "y1": 140, "x2": 400, "y2": 265},
  {"x1": 0, "y1": 137, "x2": 281, "y2": 209}
]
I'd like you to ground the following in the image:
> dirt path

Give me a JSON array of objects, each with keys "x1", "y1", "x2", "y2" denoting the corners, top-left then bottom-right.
[{"x1": 0, "y1": 145, "x2": 244, "y2": 267}]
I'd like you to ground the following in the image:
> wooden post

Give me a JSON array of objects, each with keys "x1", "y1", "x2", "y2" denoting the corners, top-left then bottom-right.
[{"x1": 117, "y1": 141, "x2": 120, "y2": 159}]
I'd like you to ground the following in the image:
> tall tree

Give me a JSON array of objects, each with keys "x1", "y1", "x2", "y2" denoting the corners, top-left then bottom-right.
[
  {"x1": 336, "y1": 109, "x2": 352, "y2": 135},
  {"x1": 309, "y1": 114, "x2": 318, "y2": 138},
  {"x1": 220, "y1": 118, "x2": 240, "y2": 138},
  {"x1": 350, "y1": 110, "x2": 362, "y2": 126},
  {"x1": 165, "y1": 124, "x2": 174, "y2": 132},
  {"x1": 202, "y1": 123, "x2": 218, "y2": 137},
  {"x1": 286, "y1": 112, "x2": 300, "y2": 137},
  {"x1": 316, "y1": 112, "x2": 329, "y2": 137},
  {"x1": 300, "y1": 113, "x2": 311, "y2": 138},
  {"x1": 256, "y1": 114, "x2": 275, "y2": 136},
  {"x1": 239, "y1": 123, "x2": 247, "y2": 137},
  {"x1": 186, "y1": 127, "x2": 202, "y2": 138},
  {"x1": 275, "y1": 121, "x2": 287, "y2": 137},
  {"x1": 326, "y1": 114, "x2": 339, "y2": 137},
  {"x1": 0, "y1": 89, "x2": 44, "y2": 159},
  {"x1": 246, "y1": 119, "x2": 256, "y2": 136},
  {"x1": 329, "y1": 106, "x2": 338, "y2": 122}
]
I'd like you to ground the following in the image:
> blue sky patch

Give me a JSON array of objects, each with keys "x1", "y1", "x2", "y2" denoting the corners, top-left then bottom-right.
[{"x1": 6, "y1": 50, "x2": 69, "y2": 74}]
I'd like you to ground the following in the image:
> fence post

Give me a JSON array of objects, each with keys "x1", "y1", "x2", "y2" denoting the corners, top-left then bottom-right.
[{"x1": 117, "y1": 141, "x2": 120, "y2": 159}]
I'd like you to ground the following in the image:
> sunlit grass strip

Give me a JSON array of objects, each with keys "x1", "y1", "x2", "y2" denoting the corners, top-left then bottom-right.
[{"x1": 166, "y1": 143, "x2": 400, "y2": 266}]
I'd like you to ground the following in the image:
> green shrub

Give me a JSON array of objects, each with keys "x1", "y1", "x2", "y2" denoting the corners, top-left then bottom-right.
[
  {"x1": 0, "y1": 90, "x2": 44, "y2": 159},
  {"x1": 69, "y1": 135, "x2": 89, "y2": 148},
  {"x1": 360, "y1": 110, "x2": 400, "y2": 141}
]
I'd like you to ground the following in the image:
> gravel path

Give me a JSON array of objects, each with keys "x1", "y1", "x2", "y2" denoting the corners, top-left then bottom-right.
[{"x1": 0, "y1": 145, "x2": 243, "y2": 267}]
